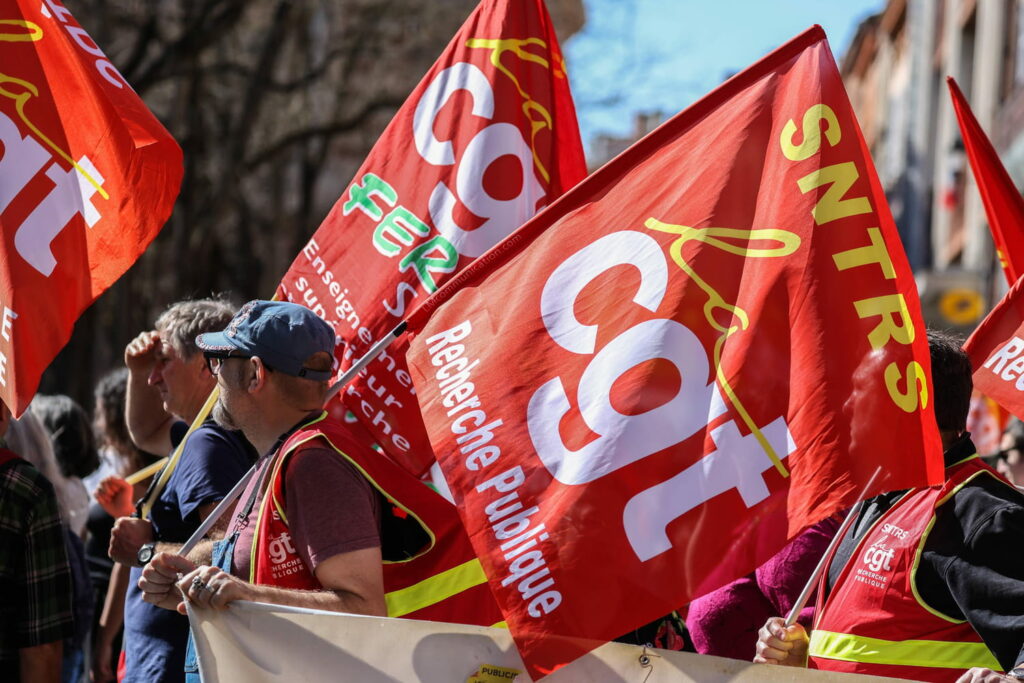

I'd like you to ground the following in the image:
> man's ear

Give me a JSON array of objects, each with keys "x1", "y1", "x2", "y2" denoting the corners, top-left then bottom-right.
[
  {"x1": 250, "y1": 357, "x2": 269, "y2": 392},
  {"x1": 197, "y1": 354, "x2": 213, "y2": 379}
]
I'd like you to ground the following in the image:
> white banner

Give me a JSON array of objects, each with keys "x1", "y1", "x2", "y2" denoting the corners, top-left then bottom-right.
[{"x1": 188, "y1": 601, "x2": 912, "y2": 682}]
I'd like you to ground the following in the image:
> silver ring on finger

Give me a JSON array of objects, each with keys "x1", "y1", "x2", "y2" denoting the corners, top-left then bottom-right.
[{"x1": 191, "y1": 577, "x2": 209, "y2": 592}]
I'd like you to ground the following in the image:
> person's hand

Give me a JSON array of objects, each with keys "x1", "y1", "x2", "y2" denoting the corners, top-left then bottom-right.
[
  {"x1": 95, "y1": 476, "x2": 135, "y2": 518},
  {"x1": 177, "y1": 564, "x2": 253, "y2": 614},
  {"x1": 90, "y1": 634, "x2": 116, "y2": 682},
  {"x1": 139, "y1": 552, "x2": 195, "y2": 612},
  {"x1": 956, "y1": 668, "x2": 1022, "y2": 682},
  {"x1": 109, "y1": 516, "x2": 154, "y2": 565},
  {"x1": 753, "y1": 616, "x2": 809, "y2": 667},
  {"x1": 124, "y1": 330, "x2": 161, "y2": 375}
]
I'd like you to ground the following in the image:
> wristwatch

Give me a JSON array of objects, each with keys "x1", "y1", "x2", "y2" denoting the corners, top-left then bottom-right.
[{"x1": 137, "y1": 542, "x2": 157, "y2": 566}]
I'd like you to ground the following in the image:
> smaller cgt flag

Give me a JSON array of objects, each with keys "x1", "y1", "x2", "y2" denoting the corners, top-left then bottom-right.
[
  {"x1": 0, "y1": 0, "x2": 182, "y2": 415},
  {"x1": 964, "y1": 275, "x2": 1024, "y2": 420},
  {"x1": 274, "y1": 0, "x2": 585, "y2": 477},
  {"x1": 403, "y1": 25, "x2": 943, "y2": 678}
]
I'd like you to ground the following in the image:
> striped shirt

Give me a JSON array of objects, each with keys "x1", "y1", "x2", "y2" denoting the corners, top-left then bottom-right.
[{"x1": 0, "y1": 454, "x2": 74, "y2": 674}]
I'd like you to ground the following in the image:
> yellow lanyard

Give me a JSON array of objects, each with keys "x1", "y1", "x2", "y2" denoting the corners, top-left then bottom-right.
[{"x1": 139, "y1": 387, "x2": 220, "y2": 519}]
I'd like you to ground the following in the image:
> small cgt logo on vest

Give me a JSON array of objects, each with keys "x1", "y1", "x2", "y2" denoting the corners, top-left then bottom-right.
[
  {"x1": 269, "y1": 531, "x2": 297, "y2": 565},
  {"x1": 863, "y1": 542, "x2": 894, "y2": 573}
]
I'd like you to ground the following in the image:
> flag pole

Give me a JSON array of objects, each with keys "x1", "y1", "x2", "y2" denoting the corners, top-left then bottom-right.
[
  {"x1": 177, "y1": 323, "x2": 408, "y2": 557},
  {"x1": 178, "y1": 461, "x2": 257, "y2": 558},
  {"x1": 324, "y1": 322, "x2": 407, "y2": 403},
  {"x1": 784, "y1": 466, "x2": 882, "y2": 626},
  {"x1": 124, "y1": 458, "x2": 167, "y2": 486}
]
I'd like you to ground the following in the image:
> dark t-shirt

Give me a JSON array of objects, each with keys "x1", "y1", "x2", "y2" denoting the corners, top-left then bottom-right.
[
  {"x1": 230, "y1": 428, "x2": 382, "y2": 583},
  {"x1": 825, "y1": 435, "x2": 1024, "y2": 671},
  {"x1": 123, "y1": 421, "x2": 255, "y2": 683},
  {"x1": 86, "y1": 501, "x2": 115, "y2": 589}
]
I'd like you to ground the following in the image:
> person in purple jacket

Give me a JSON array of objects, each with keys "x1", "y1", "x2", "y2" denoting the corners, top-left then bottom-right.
[{"x1": 686, "y1": 515, "x2": 841, "y2": 660}]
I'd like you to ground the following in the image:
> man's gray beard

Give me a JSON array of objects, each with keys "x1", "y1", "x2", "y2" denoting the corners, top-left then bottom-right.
[{"x1": 212, "y1": 397, "x2": 238, "y2": 431}]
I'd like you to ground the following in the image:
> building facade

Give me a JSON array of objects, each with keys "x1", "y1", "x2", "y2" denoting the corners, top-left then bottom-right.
[{"x1": 842, "y1": 0, "x2": 1024, "y2": 330}]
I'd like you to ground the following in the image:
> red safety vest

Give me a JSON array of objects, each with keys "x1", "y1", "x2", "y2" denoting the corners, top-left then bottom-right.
[
  {"x1": 808, "y1": 455, "x2": 1006, "y2": 681},
  {"x1": 250, "y1": 413, "x2": 503, "y2": 627}
]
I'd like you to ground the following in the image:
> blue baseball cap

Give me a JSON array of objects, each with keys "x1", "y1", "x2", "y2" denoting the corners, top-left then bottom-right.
[{"x1": 195, "y1": 300, "x2": 336, "y2": 381}]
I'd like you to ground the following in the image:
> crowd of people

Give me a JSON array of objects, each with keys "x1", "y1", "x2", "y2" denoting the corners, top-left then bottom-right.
[
  {"x1": 0, "y1": 363, "x2": 161, "y2": 681},
  {"x1": 3, "y1": 297, "x2": 1024, "y2": 682}
]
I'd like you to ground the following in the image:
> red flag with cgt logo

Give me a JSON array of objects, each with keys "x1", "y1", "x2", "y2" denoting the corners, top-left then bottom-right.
[
  {"x1": 965, "y1": 275, "x2": 1024, "y2": 420},
  {"x1": 274, "y1": 0, "x2": 585, "y2": 474},
  {"x1": 0, "y1": 0, "x2": 182, "y2": 415},
  {"x1": 404, "y1": 26, "x2": 943, "y2": 677}
]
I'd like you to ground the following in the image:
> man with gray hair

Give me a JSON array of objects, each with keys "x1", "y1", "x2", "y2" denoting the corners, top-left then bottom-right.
[
  {"x1": 138, "y1": 300, "x2": 504, "y2": 682},
  {"x1": 99, "y1": 298, "x2": 257, "y2": 682}
]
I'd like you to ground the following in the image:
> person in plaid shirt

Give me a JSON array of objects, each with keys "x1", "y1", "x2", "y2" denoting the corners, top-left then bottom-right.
[{"x1": 0, "y1": 401, "x2": 75, "y2": 682}]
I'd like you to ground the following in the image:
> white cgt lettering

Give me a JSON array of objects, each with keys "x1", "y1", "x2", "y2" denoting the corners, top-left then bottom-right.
[
  {"x1": 529, "y1": 229, "x2": 796, "y2": 562},
  {"x1": 412, "y1": 62, "x2": 494, "y2": 166},
  {"x1": 0, "y1": 111, "x2": 106, "y2": 276},
  {"x1": 413, "y1": 61, "x2": 545, "y2": 258},
  {"x1": 0, "y1": 112, "x2": 50, "y2": 213},
  {"x1": 539, "y1": 231, "x2": 667, "y2": 355},
  {"x1": 622, "y1": 412, "x2": 795, "y2": 561},
  {"x1": 528, "y1": 317, "x2": 725, "y2": 485},
  {"x1": 429, "y1": 122, "x2": 545, "y2": 258},
  {"x1": 528, "y1": 230, "x2": 723, "y2": 485}
]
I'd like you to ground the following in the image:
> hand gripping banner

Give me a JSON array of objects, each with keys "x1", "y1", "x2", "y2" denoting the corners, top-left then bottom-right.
[
  {"x1": 0, "y1": 0, "x2": 182, "y2": 415},
  {"x1": 274, "y1": 0, "x2": 585, "y2": 475},
  {"x1": 403, "y1": 26, "x2": 943, "y2": 678}
]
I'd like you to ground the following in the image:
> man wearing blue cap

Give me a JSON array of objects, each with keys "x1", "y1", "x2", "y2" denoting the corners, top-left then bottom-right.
[{"x1": 137, "y1": 300, "x2": 387, "y2": 624}]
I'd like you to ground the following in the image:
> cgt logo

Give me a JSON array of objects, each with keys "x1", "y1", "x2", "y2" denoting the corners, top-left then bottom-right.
[
  {"x1": 0, "y1": 111, "x2": 105, "y2": 277},
  {"x1": 268, "y1": 532, "x2": 297, "y2": 566},
  {"x1": 526, "y1": 229, "x2": 798, "y2": 563},
  {"x1": 863, "y1": 543, "x2": 894, "y2": 573}
]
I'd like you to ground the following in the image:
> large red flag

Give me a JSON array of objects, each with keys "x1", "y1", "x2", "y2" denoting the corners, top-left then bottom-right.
[
  {"x1": 404, "y1": 26, "x2": 943, "y2": 677},
  {"x1": 964, "y1": 275, "x2": 1024, "y2": 419},
  {"x1": 274, "y1": 0, "x2": 585, "y2": 474},
  {"x1": 949, "y1": 77, "x2": 1024, "y2": 283},
  {"x1": 0, "y1": 0, "x2": 182, "y2": 415}
]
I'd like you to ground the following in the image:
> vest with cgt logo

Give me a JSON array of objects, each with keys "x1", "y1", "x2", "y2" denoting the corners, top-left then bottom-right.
[
  {"x1": 251, "y1": 413, "x2": 503, "y2": 626},
  {"x1": 808, "y1": 456, "x2": 1006, "y2": 681}
]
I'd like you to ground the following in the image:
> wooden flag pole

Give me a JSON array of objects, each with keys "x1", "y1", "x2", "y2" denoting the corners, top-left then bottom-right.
[
  {"x1": 124, "y1": 457, "x2": 166, "y2": 486},
  {"x1": 324, "y1": 322, "x2": 407, "y2": 403},
  {"x1": 784, "y1": 467, "x2": 882, "y2": 627}
]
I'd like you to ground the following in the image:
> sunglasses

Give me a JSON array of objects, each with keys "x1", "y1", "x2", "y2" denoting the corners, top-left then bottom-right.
[
  {"x1": 985, "y1": 447, "x2": 1023, "y2": 465},
  {"x1": 202, "y1": 351, "x2": 273, "y2": 376}
]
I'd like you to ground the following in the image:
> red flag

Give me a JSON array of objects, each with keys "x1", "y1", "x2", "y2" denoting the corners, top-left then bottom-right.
[
  {"x1": 274, "y1": 0, "x2": 585, "y2": 474},
  {"x1": 948, "y1": 77, "x2": 1024, "y2": 283},
  {"x1": 964, "y1": 275, "x2": 1024, "y2": 420},
  {"x1": 404, "y1": 26, "x2": 942, "y2": 677},
  {"x1": 0, "y1": 0, "x2": 182, "y2": 415},
  {"x1": 966, "y1": 389, "x2": 1009, "y2": 456}
]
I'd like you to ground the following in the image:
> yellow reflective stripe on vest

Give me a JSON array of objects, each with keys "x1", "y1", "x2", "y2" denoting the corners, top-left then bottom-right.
[
  {"x1": 385, "y1": 558, "x2": 487, "y2": 618},
  {"x1": 809, "y1": 629, "x2": 1001, "y2": 670}
]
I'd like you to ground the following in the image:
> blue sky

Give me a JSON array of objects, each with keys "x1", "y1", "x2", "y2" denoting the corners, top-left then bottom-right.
[{"x1": 564, "y1": 0, "x2": 886, "y2": 157}]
